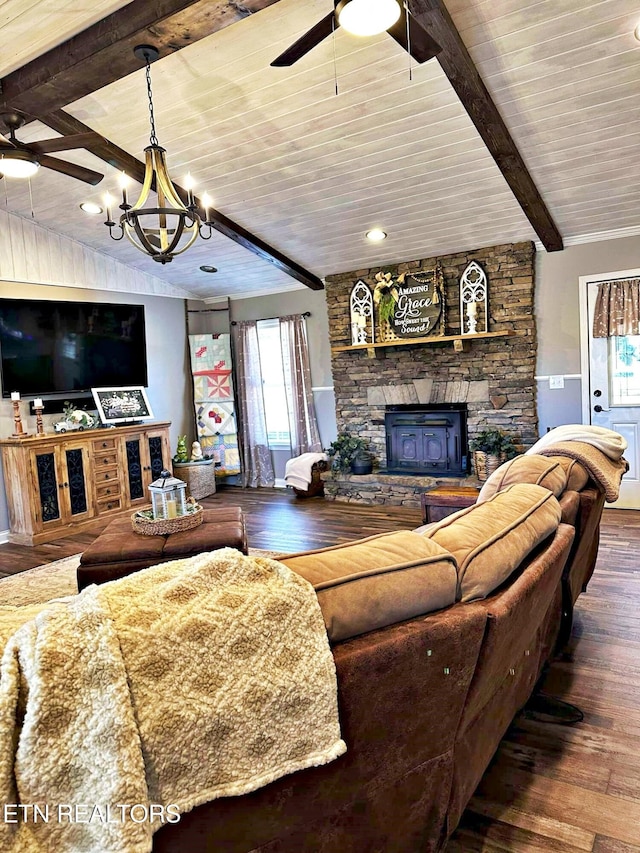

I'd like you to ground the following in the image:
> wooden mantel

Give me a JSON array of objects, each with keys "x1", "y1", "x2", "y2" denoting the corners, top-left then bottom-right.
[{"x1": 332, "y1": 330, "x2": 516, "y2": 358}]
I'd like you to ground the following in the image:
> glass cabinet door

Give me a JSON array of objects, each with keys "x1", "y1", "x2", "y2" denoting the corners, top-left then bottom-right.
[
  {"x1": 34, "y1": 451, "x2": 60, "y2": 523},
  {"x1": 65, "y1": 447, "x2": 88, "y2": 516},
  {"x1": 125, "y1": 438, "x2": 145, "y2": 501}
]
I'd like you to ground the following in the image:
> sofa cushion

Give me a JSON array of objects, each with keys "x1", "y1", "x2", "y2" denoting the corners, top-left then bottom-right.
[
  {"x1": 422, "y1": 483, "x2": 561, "y2": 602},
  {"x1": 549, "y1": 455, "x2": 590, "y2": 491},
  {"x1": 281, "y1": 531, "x2": 458, "y2": 643},
  {"x1": 477, "y1": 454, "x2": 567, "y2": 503}
]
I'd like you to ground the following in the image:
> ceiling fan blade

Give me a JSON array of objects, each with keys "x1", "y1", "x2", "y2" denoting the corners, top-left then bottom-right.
[
  {"x1": 271, "y1": 12, "x2": 335, "y2": 66},
  {"x1": 0, "y1": 134, "x2": 16, "y2": 149},
  {"x1": 387, "y1": 6, "x2": 441, "y2": 64},
  {"x1": 29, "y1": 132, "x2": 104, "y2": 155},
  {"x1": 39, "y1": 154, "x2": 104, "y2": 185}
]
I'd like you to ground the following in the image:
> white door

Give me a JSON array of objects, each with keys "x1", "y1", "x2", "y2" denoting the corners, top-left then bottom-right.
[{"x1": 586, "y1": 280, "x2": 640, "y2": 509}]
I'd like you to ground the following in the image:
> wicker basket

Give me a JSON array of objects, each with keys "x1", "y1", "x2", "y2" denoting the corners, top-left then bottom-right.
[
  {"x1": 472, "y1": 451, "x2": 505, "y2": 482},
  {"x1": 131, "y1": 504, "x2": 203, "y2": 536},
  {"x1": 173, "y1": 460, "x2": 217, "y2": 500}
]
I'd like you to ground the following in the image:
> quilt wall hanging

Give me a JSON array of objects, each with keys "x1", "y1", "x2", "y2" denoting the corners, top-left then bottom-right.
[{"x1": 189, "y1": 334, "x2": 241, "y2": 477}]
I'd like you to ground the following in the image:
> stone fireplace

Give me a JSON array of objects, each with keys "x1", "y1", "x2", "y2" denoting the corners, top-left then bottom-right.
[
  {"x1": 323, "y1": 241, "x2": 538, "y2": 505},
  {"x1": 385, "y1": 404, "x2": 468, "y2": 476}
]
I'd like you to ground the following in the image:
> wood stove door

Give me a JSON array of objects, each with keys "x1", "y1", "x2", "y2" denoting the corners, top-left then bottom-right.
[
  {"x1": 390, "y1": 425, "x2": 449, "y2": 472},
  {"x1": 421, "y1": 427, "x2": 450, "y2": 472}
]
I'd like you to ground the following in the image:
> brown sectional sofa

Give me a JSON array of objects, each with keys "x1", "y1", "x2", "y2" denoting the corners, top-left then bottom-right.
[{"x1": 153, "y1": 452, "x2": 610, "y2": 853}]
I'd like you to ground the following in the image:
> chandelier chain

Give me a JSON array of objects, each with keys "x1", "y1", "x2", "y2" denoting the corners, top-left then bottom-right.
[{"x1": 145, "y1": 58, "x2": 159, "y2": 147}]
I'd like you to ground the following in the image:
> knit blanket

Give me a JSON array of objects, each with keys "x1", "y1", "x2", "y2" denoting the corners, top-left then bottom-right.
[
  {"x1": 0, "y1": 549, "x2": 346, "y2": 853},
  {"x1": 526, "y1": 424, "x2": 627, "y2": 460},
  {"x1": 532, "y1": 440, "x2": 628, "y2": 502}
]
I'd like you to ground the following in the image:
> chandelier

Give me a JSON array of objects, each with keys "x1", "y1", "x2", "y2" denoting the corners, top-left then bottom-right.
[{"x1": 104, "y1": 45, "x2": 214, "y2": 264}]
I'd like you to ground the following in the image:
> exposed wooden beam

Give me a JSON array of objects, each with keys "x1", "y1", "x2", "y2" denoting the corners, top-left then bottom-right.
[
  {"x1": 410, "y1": 0, "x2": 564, "y2": 253},
  {"x1": 0, "y1": 0, "x2": 282, "y2": 118},
  {"x1": 41, "y1": 109, "x2": 324, "y2": 290}
]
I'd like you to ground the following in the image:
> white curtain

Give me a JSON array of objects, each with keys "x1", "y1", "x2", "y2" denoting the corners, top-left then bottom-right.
[
  {"x1": 279, "y1": 314, "x2": 322, "y2": 457},
  {"x1": 232, "y1": 321, "x2": 275, "y2": 488}
]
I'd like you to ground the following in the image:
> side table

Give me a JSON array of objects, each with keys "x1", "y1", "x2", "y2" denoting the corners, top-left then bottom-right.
[{"x1": 421, "y1": 486, "x2": 480, "y2": 524}]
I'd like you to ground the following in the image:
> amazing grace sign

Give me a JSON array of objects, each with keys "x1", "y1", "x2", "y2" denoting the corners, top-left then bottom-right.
[{"x1": 390, "y1": 272, "x2": 444, "y2": 338}]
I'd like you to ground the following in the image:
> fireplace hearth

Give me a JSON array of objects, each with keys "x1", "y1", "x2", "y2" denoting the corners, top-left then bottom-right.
[{"x1": 384, "y1": 404, "x2": 468, "y2": 476}]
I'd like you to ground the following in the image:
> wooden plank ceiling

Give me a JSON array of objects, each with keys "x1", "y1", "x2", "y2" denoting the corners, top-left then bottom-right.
[{"x1": 1, "y1": 0, "x2": 638, "y2": 299}]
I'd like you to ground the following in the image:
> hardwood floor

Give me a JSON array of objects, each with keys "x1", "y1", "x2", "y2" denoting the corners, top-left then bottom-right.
[
  {"x1": 0, "y1": 485, "x2": 425, "y2": 575},
  {"x1": 0, "y1": 488, "x2": 638, "y2": 851},
  {"x1": 448, "y1": 507, "x2": 640, "y2": 852}
]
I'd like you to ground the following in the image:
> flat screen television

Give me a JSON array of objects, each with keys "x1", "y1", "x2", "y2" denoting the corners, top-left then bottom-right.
[{"x1": 0, "y1": 298, "x2": 148, "y2": 398}]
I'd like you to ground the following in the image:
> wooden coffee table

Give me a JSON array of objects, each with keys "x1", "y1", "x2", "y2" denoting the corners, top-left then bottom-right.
[{"x1": 421, "y1": 486, "x2": 480, "y2": 524}]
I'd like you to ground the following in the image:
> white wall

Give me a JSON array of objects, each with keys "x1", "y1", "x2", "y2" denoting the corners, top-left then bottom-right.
[{"x1": 535, "y1": 235, "x2": 640, "y2": 434}]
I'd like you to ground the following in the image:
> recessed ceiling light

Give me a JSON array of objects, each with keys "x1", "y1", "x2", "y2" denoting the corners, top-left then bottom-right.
[
  {"x1": 79, "y1": 201, "x2": 103, "y2": 215},
  {"x1": 366, "y1": 228, "x2": 387, "y2": 242},
  {"x1": 199, "y1": 265, "x2": 218, "y2": 273},
  {"x1": 635, "y1": 21, "x2": 640, "y2": 40}
]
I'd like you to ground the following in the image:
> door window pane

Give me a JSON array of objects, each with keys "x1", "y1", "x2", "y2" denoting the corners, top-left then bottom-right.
[{"x1": 610, "y1": 335, "x2": 640, "y2": 405}]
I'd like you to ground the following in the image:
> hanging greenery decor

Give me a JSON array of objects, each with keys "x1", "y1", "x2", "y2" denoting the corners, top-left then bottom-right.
[{"x1": 373, "y1": 270, "x2": 401, "y2": 324}]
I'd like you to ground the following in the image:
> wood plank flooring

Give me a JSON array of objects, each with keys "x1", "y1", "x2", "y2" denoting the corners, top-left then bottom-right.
[{"x1": 0, "y1": 487, "x2": 638, "y2": 851}]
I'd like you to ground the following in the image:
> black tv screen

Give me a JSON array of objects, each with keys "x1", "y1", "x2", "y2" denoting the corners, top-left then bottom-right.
[{"x1": 0, "y1": 298, "x2": 148, "y2": 398}]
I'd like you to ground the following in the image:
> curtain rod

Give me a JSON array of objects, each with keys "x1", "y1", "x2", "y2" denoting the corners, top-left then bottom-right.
[{"x1": 230, "y1": 312, "x2": 311, "y2": 326}]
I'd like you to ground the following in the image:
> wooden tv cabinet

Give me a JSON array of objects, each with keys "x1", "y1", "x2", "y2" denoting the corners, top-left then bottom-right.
[{"x1": 0, "y1": 422, "x2": 172, "y2": 546}]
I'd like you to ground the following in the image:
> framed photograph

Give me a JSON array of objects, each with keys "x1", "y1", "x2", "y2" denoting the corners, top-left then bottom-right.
[{"x1": 91, "y1": 386, "x2": 154, "y2": 424}]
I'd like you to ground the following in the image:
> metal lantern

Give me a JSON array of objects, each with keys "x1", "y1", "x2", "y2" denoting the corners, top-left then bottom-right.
[{"x1": 148, "y1": 469, "x2": 188, "y2": 519}]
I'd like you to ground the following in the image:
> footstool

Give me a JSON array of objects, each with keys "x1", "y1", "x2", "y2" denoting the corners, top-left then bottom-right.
[{"x1": 78, "y1": 506, "x2": 248, "y2": 591}]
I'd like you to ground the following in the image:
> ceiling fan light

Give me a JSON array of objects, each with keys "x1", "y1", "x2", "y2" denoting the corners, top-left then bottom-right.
[
  {"x1": 337, "y1": 0, "x2": 401, "y2": 37},
  {"x1": 0, "y1": 151, "x2": 40, "y2": 179}
]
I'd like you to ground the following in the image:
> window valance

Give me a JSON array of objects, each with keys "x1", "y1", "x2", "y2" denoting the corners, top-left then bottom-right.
[{"x1": 592, "y1": 279, "x2": 640, "y2": 338}]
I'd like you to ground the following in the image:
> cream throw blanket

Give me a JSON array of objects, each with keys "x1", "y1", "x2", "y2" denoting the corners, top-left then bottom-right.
[
  {"x1": 0, "y1": 549, "x2": 346, "y2": 853},
  {"x1": 284, "y1": 452, "x2": 328, "y2": 490},
  {"x1": 526, "y1": 424, "x2": 627, "y2": 460}
]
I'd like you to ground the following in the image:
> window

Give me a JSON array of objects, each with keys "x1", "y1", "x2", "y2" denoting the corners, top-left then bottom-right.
[
  {"x1": 256, "y1": 319, "x2": 291, "y2": 447},
  {"x1": 610, "y1": 335, "x2": 640, "y2": 405}
]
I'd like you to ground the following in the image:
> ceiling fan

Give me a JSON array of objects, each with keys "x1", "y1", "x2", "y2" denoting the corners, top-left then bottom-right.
[
  {"x1": 0, "y1": 112, "x2": 104, "y2": 185},
  {"x1": 271, "y1": 0, "x2": 441, "y2": 67}
]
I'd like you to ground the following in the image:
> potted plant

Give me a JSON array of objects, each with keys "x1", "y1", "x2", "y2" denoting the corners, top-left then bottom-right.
[
  {"x1": 469, "y1": 427, "x2": 518, "y2": 481},
  {"x1": 326, "y1": 433, "x2": 374, "y2": 474}
]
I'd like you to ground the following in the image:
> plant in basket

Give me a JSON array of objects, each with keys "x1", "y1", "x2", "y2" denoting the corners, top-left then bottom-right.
[{"x1": 469, "y1": 427, "x2": 518, "y2": 481}]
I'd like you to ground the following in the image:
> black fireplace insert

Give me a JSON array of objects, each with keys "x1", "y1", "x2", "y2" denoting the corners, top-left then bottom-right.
[{"x1": 384, "y1": 403, "x2": 468, "y2": 476}]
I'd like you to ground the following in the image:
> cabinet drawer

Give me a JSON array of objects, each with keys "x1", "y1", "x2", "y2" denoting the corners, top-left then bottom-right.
[
  {"x1": 93, "y1": 450, "x2": 118, "y2": 468},
  {"x1": 95, "y1": 482, "x2": 121, "y2": 500},
  {"x1": 93, "y1": 466, "x2": 120, "y2": 485},
  {"x1": 92, "y1": 437, "x2": 117, "y2": 453},
  {"x1": 96, "y1": 497, "x2": 122, "y2": 514}
]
